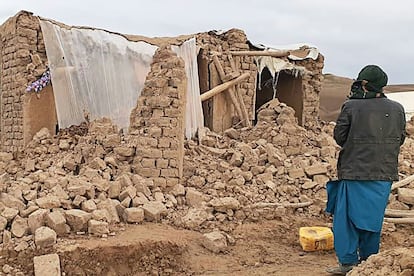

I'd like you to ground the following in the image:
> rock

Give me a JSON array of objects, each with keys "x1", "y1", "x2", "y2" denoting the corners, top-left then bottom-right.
[
  {"x1": 108, "y1": 181, "x2": 122, "y2": 199},
  {"x1": 35, "y1": 196, "x2": 61, "y2": 209},
  {"x1": 88, "y1": 220, "x2": 109, "y2": 235},
  {"x1": 304, "y1": 164, "x2": 328, "y2": 177},
  {"x1": 209, "y1": 197, "x2": 240, "y2": 212},
  {"x1": 185, "y1": 188, "x2": 204, "y2": 207},
  {"x1": 288, "y1": 168, "x2": 305, "y2": 179},
  {"x1": 0, "y1": 152, "x2": 13, "y2": 162},
  {"x1": 154, "y1": 191, "x2": 165, "y2": 202},
  {"x1": 91, "y1": 209, "x2": 111, "y2": 222},
  {"x1": 0, "y1": 193, "x2": 25, "y2": 211},
  {"x1": 33, "y1": 253, "x2": 61, "y2": 276},
  {"x1": 302, "y1": 181, "x2": 318, "y2": 190},
  {"x1": 132, "y1": 193, "x2": 149, "y2": 206},
  {"x1": 141, "y1": 202, "x2": 167, "y2": 221},
  {"x1": 20, "y1": 205, "x2": 39, "y2": 218},
  {"x1": 96, "y1": 199, "x2": 120, "y2": 223},
  {"x1": 224, "y1": 128, "x2": 240, "y2": 139},
  {"x1": 2, "y1": 230, "x2": 12, "y2": 245},
  {"x1": 11, "y1": 216, "x2": 29, "y2": 238},
  {"x1": 123, "y1": 207, "x2": 144, "y2": 223},
  {"x1": 81, "y1": 200, "x2": 97, "y2": 212},
  {"x1": 181, "y1": 208, "x2": 209, "y2": 229},
  {"x1": 28, "y1": 209, "x2": 49, "y2": 233},
  {"x1": 0, "y1": 216, "x2": 7, "y2": 231},
  {"x1": 72, "y1": 195, "x2": 86, "y2": 208},
  {"x1": 201, "y1": 231, "x2": 228, "y2": 253},
  {"x1": 65, "y1": 209, "x2": 92, "y2": 232},
  {"x1": 35, "y1": 226, "x2": 57, "y2": 248},
  {"x1": 171, "y1": 184, "x2": 185, "y2": 196},
  {"x1": 114, "y1": 146, "x2": 135, "y2": 157},
  {"x1": 398, "y1": 188, "x2": 414, "y2": 205},
  {"x1": 45, "y1": 212, "x2": 68, "y2": 236},
  {"x1": 119, "y1": 186, "x2": 137, "y2": 201},
  {"x1": 34, "y1": 128, "x2": 50, "y2": 141},
  {"x1": 1, "y1": 207, "x2": 19, "y2": 222},
  {"x1": 89, "y1": 157, "x2": 107, "y2": 170}
]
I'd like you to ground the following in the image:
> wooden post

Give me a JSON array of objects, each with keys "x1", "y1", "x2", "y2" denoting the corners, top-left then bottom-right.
[
  {"x1": 212, "y1": 55, "x2": 251, "y2": 127},
  {"x1": 230, "y1": 50, "x2": 290, "y2": 57},
  {"x1": 200, "y1": 72, "x2": 250, "y2": 102},
  {"x1": 385, "y1": 209, "x2": 414, "y2": 218},
  {"x1": 228, "y1": 54, "x2": 251, "y2": 125}
]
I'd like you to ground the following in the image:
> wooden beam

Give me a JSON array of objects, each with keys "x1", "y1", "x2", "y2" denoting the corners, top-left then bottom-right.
[
  {"x1": 384, "y1": 217, "x2": 414, "y2": 224},
  {"x1": 200, "y1": 72, "x2": 250, "y2": 102},
  {"x1": 391, "y1": 174, "x2": 414, "y2": 190},
  {"x1": 228, "y1": 54, "x2": 252, "y2": 126},
  {"x1": 385, "y1": 209, "x2": 414, "y2": 218},
  {"x1": 230, "y1": 50, "x2": 290, "y2": 57}
]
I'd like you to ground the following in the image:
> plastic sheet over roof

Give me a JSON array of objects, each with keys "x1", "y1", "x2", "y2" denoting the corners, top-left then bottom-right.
[
  {"x1": 40, "y1": 20, "x2": 203, "y2": 137},
  {"x1": 172, "y1": 38, "x2": 204, "y2": 139},
  {"x1": 40, "y1": 20, "x2": 157, "y2": 130},
  {"x1": 251, "y1": 43, "x2": 319, "y2": 81}
]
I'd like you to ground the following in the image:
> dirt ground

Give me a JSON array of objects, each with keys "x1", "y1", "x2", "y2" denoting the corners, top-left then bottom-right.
[{"x1": 2, "y1": 215, "x2": 411, "y2": 275}]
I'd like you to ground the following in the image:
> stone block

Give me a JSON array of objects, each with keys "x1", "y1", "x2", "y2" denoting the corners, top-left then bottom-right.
[
  {"x1": 35, "y1": 226, "x2": 57, "y2": 248},
  {"x1": 142, "y1": 202, "x2": 167, "y2": 221},
  {"x1": 288, "y1": 168, "x2": 305, "y2": 179},
  {"x1": 33, "y1": 253, "x2": 61, "y2": 276},
  {"x1": 88, "y1": 220, "x2": 109, "y2": 235},
  {"x1": 45, "y1": 211, "x2": 68, "y2": 236},
  {"x1": 398, "y1": 188, "x2": 414, "y2": 205},
  {"x1": 65, "y1": 209, "x2": 92, "y2": 232},
  {"x1": 185, "y1": 188, "x2": 203, "y2": 207},
  {"x1": 201, "y1": 231, "x2": 227, "y2": 253},
  {"x1": 11, "y1": 215, "x2": 28, "y2": 238},
  {"x1": 123, "y1": 207, "x2": 145, "y2": 223},
  {"x1": 81, "y1": 200, "x2": 97, "y2": 212},
  {"x1": 35, "y1": 196, "x2": 61, "y2": 209},
  {"x1": 119, "y1": 186, "x2": 137, "y2": 201},
  {"x1": 108, "y1": 180, "x2": 122, "y2": 199},
  {"x1": 1, "y1": 207, "x2": 19, "y2": 222},
  {"x1": 304, "y1": 164, "x2": 328, "y2": 177},
  {"x1": 28, "y1": 209, "x2": 49, "y2": 233}
]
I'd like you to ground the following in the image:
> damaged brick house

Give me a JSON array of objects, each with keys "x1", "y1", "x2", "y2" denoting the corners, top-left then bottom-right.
[{"x1": 0, "y1": 11, "x2": 324, "y2": 186}]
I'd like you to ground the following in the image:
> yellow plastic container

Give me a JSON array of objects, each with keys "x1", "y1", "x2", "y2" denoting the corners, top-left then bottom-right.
[{"x1": 299, "y1": 227, "x2": 334, "y2": 252}]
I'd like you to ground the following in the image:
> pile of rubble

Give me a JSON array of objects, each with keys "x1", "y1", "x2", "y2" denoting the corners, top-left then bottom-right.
[
  {"x1": 348, "y1": 247, "x2": 414, "y2": 275},
  {"x1": 0, "y1": 99, "x2": 413, "y2": 252}
]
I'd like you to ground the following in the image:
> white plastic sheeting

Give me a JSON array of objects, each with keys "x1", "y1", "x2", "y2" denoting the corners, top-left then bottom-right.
[
  {"x1": 40, "y1": 20, "x2": 157, "y2": 130},
  {"x1": 172, "y1": 38, "x2": 204, "y2": 139},
  {"x1": 385, "y1": 91, "x2": 414, "y2": 121}
]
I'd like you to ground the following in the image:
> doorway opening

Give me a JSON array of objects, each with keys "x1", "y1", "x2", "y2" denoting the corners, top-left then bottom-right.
[{"x1": 255, "y1": 67, "x2": 303, "y2": 125}]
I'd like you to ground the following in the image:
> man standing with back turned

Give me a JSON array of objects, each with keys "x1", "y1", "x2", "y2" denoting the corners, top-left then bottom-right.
[{"x1": 326, "y1": 65, "x2": 406, "y2": 275}]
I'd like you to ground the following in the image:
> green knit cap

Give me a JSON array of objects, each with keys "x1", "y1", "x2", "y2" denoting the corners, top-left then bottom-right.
[{"x1": 357, "y1": 65, "x2": 388, "y2": 92}]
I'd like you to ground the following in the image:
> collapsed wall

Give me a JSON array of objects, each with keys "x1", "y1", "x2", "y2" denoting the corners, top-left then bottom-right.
[
  {"x1": 0, "y1": 11, "x2": 50, "y2": 153},
  {"x1": 129, "y1": 45, "x2": 187, "y2": 188},
  {"x1": 195, "y1": 30, "x2": 257, "y2": 132}
]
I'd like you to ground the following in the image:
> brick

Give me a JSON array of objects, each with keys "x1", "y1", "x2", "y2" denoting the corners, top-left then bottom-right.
[{"x1": 33, "y1": 253, "x2": 61, "y2": 276}]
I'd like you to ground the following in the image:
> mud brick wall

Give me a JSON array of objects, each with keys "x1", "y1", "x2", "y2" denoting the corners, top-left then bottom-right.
[
  {"x1": 196, "y1": 29, "x2": 257, "y2": 130},
  {"x1": 295, "y1": 54, "x2": 325, "y2": 128},
  {"x1": 0, "y1": 11, "x2": 48, "y2": 153},
  {"x1": 129, "y1": 46, "x2": 187, "y2": 189}
]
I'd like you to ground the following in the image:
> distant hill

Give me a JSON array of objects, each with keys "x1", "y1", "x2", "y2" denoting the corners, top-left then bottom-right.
[{"x1": 319, "y1": 73, "x2": 414, "y2": 122}]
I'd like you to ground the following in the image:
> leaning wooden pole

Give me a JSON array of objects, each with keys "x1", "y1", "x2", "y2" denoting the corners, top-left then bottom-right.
[
  {"x1": 391, "y1": 174, "x2": 414, "y2": 190},
  {"x1": 227, "y1": 54, "x2": 251, "y2": 127},
  {"x1": 200, "y1": 72, "x2": 250, "y2": 102},
  {"x1": 212, "y1": 55, "x2": 251, "y2": 127}
]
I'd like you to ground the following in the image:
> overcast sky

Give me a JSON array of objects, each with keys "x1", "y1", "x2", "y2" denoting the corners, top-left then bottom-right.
[{"x1": 1, "y1": 0, "x2": 413, "y2": 84}]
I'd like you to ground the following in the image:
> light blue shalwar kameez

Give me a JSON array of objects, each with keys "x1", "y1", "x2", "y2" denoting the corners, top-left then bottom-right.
[{"x1": 326, "y1": 180, "x2": 391, "y2": 264}]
